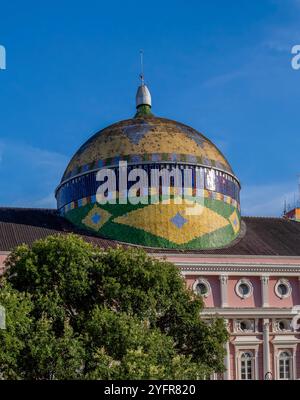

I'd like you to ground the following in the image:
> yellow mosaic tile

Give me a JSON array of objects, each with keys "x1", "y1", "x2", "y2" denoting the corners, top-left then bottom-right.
[
  {"x1": 63, "y1": 117, "x2": 232, "y2": 178},
  {"x1": 229, "y1": 210, "x2": 240, "y2": 234},
  {"x1": 113, "y1": 198, "x2": 230, "y2": 245}
]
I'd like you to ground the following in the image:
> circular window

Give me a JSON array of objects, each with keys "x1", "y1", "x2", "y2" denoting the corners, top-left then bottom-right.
[
  {"x1": 193, "y1": 278, "x2": 211, "y2": 298},
  {"x1": 279, "y1": 321, "x2": 286, "y2": 331},
  {"x1": 239, "y1": 283, "x2": 250, "y2": 296},
  {"x1": 196, "y1": 283, "x2": 208, "y2": 296},
  {"x1": 240, "y1": 321, "x2": 247, "y2": 330},
  {"x1": 275, "y1": 279, "x2": 292, "y2": 299},
  {"x1": 278, "y1": 284, "x2": 288, "y2": 296},
  {"x1": 238, "y1": 319, "x2": 253, "y2": 332},
  {"x1": 277, "y1": 319, "x2": 290, "y2": 332},
  {"x1": 235, "y1": 279, "x2": 253, "y2": 299}
]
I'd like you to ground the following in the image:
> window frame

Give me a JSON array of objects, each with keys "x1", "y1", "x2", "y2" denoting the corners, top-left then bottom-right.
[
  {"x1": 275, "y1": 279, "x2": 292, "y2": 299},
  {"x1": 239, "y1": 351, "x2": 255, "y2": 380},
  {"x1": 192, "y1": 277, "x2": 211, "y2": 298},
  {"x1": 235, "y1": 278, "x2": 253, "y2": 299},
  {"x1": 278, "y1": 350, "x2": 293, "y2": 380}
]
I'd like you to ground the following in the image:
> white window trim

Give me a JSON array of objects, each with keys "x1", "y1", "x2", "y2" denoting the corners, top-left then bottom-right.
[
  {"x1": 275, "y1": 278, "x2": 292, "y2": 299},
  {"x1": 274, "y1": 319, "x2": 292, "y2": 333},
  {"x1": 234, "y1": 319, "x2": 255, "y2": 333},
  {"x1": 235, "y1": 346, "x2": 259, "y2": 380},
  {"x1": 193, "y1": 277, "x2": 211, "y2": 298},
  {"x1": 274, "y1": 345, "x2": 297, "y2": 380},
  {"x1": 235, "y1": 278, "x2": 253, "y2": 299}
]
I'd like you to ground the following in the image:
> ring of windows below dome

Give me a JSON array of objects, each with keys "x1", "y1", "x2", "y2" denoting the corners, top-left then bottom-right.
[
  {"x1": 193, "y1": 278, "x2": 211, "y2": 298},
  {"x1": 235, "y1": 279, "x2": 253, "y2": 299},
  {"x1": 275, "y1": 279, "x2": 292, "y2": 299}
]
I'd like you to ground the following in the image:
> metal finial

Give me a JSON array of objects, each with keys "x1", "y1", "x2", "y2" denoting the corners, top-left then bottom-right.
[
  {"x1": 135, "y1": 49, "x2": 152, "y2": 115},
  {"x1": 139, "y1": 49, "x2": 144, "y2": 85}
]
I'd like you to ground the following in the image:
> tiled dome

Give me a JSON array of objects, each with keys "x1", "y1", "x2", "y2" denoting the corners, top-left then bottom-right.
[{"x1": 56, "y1": 84, "x2": 241, "y2": 250}]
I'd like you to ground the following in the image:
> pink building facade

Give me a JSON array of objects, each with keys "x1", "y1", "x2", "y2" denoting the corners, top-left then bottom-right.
[
  {"x1": 154, "y1": 253, "x2": 300, "y2": 380},
  {"x1": 1, "y1": 211, "x2": 300, "y2": 381}
]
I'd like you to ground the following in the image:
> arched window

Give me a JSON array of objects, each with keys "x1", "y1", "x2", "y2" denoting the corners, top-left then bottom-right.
[
  {"x1": 278, "y1": 351, "x2": 292, "y2": 380},
  {"x1": 240, "y1": 352, "x2": 253, "y2": 380}
]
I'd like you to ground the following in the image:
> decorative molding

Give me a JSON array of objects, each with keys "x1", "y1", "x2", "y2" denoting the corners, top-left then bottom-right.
[
  {"x1": 261, "y1": 276, "x2": 269, "y2": 307},
  {"x1": 179, "y1": 264, "x2": 300, "y2": 275},
  {"x1": 274, "y1": 346, "x2": 297, "y2": 380},
  {"x1": 219, "y1": 275, "x2": 228, "y2": 284},
  {"x1": 235, "y1": 347, "x2": 259, "y2": 380},
  {"x1": 263, "y1": 319, "x2": 270, "y2": 332},
  {"x1": 260, "y1": 276, "x2": 269, "y2": 285},
  {"x1": 219, "y1": 274, "x2": 228, "y2": 307},
  {"x1": 202, "y1": 307, "x2": 300, "y2": 318},
  {"x1": 273, "y1": 319, "x2": 292, "y2": 333},
  {"x1": 234, "y1": 319, "x2": 255, "y2": 333}
]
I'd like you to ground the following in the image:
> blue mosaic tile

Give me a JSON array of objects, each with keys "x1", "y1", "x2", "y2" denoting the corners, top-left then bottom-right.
[
  {"x1": 131, "y1": 155, "x2": 142, "y2": 163},
  {"x1": 91, "y1": 213, "x2": 101, "y2": 224},
  {"x1": 122, "y1": 122, "x2": 151, "y2": 144},
  {"x1": 151, "y1": 154, "x2": 161, "y2": 162},
  {"x1": 170, "y1": 212, "x2": 188, "y2": 229}
]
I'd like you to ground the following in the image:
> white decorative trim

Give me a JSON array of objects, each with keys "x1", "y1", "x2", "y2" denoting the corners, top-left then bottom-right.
[
  {"x1": 260, "y1": 276, "x2": 269, "y2": 307},
  {"x1": 274, "y1": 345, "x2": 297, "y2": 380},
  {"x1": 255, "y1": 318, "x2": 259, "y2": 333},
  {"x1": 273, "y1": 319, "x2": 292, "y2": 332},
  {"x1": 219, "y1": 275, "x2": 228, "y2": 285},
  {"x1": 235, "y1": 347, "x2": 259, "y2": 380},
  {"x1": 224, "y1": 341, "x2": 231, "y2": 380},
  {"x1": 234, "y1": 319, "x2": 255, "y2": 333},
  {"x1": 178, "y1": 263, "x2": 300, "y2": 275},
  {"x1": 275, "y1": 278, "x2": 292, "y2": 299},
  {"x1": 263, "y1": 319, "x2": 271, "y2": 379},
  {"x1": 219, "y1": 275, "x2": 228, "y2": 307},
  {"x1": 192, "y1": 277, "x2": 211, "y2": 298},
  {"x1": 201, "y1": 307, "x2": 300, "y2": 318},
  {"x1": 235, "y1": 278, "x2": 253, "y2": 299}
]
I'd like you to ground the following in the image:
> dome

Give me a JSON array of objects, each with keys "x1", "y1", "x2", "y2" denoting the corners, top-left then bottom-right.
[
  {"x1": 61, "y1": 116, "x2": 234, "y2": 182},
  {"x1": 56, "y1": 84, "x2": 241, "y2": 250}
]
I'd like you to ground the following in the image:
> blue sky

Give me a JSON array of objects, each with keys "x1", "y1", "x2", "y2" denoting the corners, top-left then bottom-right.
[{"x1": 0, "y1": 0, "x2": 300, "y2": 216}]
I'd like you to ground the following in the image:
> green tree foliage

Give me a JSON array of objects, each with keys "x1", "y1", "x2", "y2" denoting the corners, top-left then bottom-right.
[{"x1": 0, "y1": 234, "x2": 228, "y2": 379}]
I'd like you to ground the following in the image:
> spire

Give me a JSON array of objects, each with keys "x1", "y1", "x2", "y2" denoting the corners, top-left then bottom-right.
[{"x1": 135, "y1": 50, "x2": 153, "y2": 117}]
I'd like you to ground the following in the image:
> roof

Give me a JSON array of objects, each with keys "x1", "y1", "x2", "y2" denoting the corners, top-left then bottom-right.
[
  {"x1": 0, "y1": 207, "x2": 300, "y2": 256},
  {"x1": 0, "y1": 207, "x2": 120, "y2": 252}
]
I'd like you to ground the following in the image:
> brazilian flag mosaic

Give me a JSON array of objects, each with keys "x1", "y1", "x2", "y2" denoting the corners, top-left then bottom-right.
[{"x1": 64, "y1": 195, "x2": 241, "y2": 249}]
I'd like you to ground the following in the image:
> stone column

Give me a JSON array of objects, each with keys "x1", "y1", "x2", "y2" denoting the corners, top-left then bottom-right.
[
  {"x1": 219, "y1": 275, "x2": 228, "y2": 308},
  {"x1": 223, "y1": 319, "x2": 231, "y2": 380},
  {"x1": 260, "y1": 276, "x2": 269, "y2": 308},
  {"x1": 292, "y1": 347, "x2": 296, "y2": 380},
  {"x1": 263, "y1": 319, "x2": 271, "y2": 379}
]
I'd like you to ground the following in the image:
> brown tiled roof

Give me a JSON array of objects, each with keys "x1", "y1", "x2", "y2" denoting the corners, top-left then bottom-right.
[
  {"x1": 0, "y1": 207, "x2": 120, "y2": 251},
  {"x1": 0, "y1": 208, "x2": 300, "y2": 256}
]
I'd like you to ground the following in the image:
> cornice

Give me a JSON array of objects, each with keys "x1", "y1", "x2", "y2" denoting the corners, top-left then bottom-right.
[
  {"x1": 178, "y1": 263, "x2": 300, "y2": 275},
  {"x1": 201, "y1": 307, "x2": 300, "y2": 317}
]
